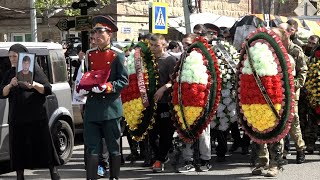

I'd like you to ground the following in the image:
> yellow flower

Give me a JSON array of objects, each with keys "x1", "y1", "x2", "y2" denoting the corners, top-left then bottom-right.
[
  {"x1": 242, "y1": 104, "x2": 281, "y2": 132},
  {"x1": 123, "y1": 98, "x2": 145, "y2": 130},
  {"x1": 174, "y1": 105, "x2": 203, "y2": 129}
]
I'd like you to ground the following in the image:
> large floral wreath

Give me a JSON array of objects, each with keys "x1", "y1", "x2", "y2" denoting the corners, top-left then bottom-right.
[
  {"x1": 211, "y1": 41, "x2": 239, "y2": 131},
  {"x1": 121, "y1": 40, "x2": 158, "y2": 141},
  {"x1": 305, "y1": 46, "x2": 320, "y2": 115},
  {"x1": 171, "y1": 37, "x2": 221, "y2": 143},
  {"x1": 237, "y1": 27, "x2": 295, "y2": 144}
]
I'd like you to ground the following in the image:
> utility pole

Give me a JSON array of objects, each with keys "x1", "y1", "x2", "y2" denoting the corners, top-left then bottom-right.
[
  {"x1": 304, "y1": 0, "x2": 308, "y2": 16},
  {"x1": 183, "y1": 0, "x2": 191, "y2": 34},
  {"x1": 30, "y1": 0, "x2": 38, "y2": 42}
]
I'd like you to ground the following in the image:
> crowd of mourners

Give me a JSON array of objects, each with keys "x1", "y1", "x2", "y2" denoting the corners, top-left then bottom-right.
[
  {"x1": 88, "y1": 18, "x2": 319, "y2": 179},
  {"x1": 2, "y1": 14, "x2": 320, "y2": 180}
]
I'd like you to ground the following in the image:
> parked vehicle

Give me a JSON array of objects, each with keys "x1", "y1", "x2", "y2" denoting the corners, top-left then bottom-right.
[{"x1": 0, "y1": 42, "x2": 77, "y2": 164}]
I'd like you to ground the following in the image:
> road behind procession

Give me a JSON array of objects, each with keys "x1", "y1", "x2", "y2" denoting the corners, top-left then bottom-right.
[{"x1": 0, "y1": 135, "x2": 320, "y2": 180}]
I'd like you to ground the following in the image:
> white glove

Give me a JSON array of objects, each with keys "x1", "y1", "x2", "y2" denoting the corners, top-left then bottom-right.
[
  {"x1": 78, "y1": 89, "x2": 89, "y2": 96},
  {"x1": 92, "y1": 86, "x2": 105, "y2": 93}
]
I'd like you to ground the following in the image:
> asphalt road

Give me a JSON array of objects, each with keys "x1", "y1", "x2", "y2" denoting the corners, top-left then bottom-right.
[{"x1": 1, "y1": 135, "x2": 320, "y2": 180}]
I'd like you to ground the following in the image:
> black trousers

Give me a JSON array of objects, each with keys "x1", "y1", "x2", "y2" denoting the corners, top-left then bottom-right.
[
  {"x1": 149, "y1": 103, "x2": 175, "y2": 162},
  {"x1": 212, "y1": 129, "x2": 228, "y2": 157},
  {"x1": 230, "y1": 121, "x2": 250, "y2": 147}
]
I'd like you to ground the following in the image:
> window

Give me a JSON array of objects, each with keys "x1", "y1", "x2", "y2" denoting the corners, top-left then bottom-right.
[
  {"x1": 36, "y1": 55, "x2": 50, "y2": 82},
  {"x1": 11, "y1": 33, "x2": 32, "y2": 42},
  {"x1": 25, "y1": 34, "x2": 32, "y2": 42},
  {"x1": 49, "y1": 50, "x2": 68, "y2": 83}
]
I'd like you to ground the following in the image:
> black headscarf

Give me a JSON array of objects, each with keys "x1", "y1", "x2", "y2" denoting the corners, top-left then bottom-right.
[{"x1": 9, "y1": 43, "x2": 28, "y2": 53}]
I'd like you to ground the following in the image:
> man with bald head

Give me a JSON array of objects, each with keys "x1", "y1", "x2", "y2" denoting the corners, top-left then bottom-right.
[{"x1": 278, "y1": 23, "x2": 308, "y2": 165}]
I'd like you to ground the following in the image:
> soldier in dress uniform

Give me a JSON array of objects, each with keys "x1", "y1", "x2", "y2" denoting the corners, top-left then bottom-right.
[{"x1": 79, "y1": 15, "x2": 129, "y2": 180}]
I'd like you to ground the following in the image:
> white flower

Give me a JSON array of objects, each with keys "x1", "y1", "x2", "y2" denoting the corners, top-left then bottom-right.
[
  {"x1": 227, "y1": 102, "x2": 237, "y2": 111},
  {"x1": 218, "y1": 122, "x2": 229, "y2": 131},
  {"x1": 230, "y1": 116, "x2": 238, "y2": 123},
  {"x1": 210, "y1": 121, "x2": 217, "y2": 128},
  {"x1": 221, "y1": 89, "x2": 231, "y2": 97},
  {"x1": 223, "y1": 97, "x2": 232, "y2": 105},
  {"x1": 229, "y1": 110, "x2": 237, "y2": 117},
  {"x1": 219, "y1": 117, "x2": 229, "y2": 123},
  {"x1": 217, "y1": 111, "x2": 226, "y2": 118},
  {"x1": 226, "y1": 82, "x2": 233, "y2": 89},
  {"x1": 217, "y1": 103, "x2": 226, "y2": 112}
]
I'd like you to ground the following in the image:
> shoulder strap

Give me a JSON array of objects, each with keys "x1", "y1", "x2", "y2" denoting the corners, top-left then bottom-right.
[{"x1": 245, "y1": 43, "x2": 280, "y2": 120}]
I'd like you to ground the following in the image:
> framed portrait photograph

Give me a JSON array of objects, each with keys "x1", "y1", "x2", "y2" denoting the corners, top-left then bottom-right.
[{"x1": 16, "y1": 52, "x2": 36, "y2": 83}]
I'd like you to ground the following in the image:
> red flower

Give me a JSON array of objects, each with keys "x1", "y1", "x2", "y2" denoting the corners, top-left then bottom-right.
[
  {"x1": 316, "y1": 106, "x2": 320, "y2": 114},
  {"x1": 315, "y1": 50, "x2": 320, "y2": 58}
]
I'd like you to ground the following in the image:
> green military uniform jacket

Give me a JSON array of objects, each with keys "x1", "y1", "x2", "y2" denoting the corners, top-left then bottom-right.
[
  {"x1": 288, "y1": 42, "x2": 308, "y2": 101},
  {"x1": 84, "y1": 46, "x2": 129, "y2": 122}
]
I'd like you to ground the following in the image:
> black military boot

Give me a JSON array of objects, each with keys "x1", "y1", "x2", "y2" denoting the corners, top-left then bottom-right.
[
  {"x1": 296, "y1": 151, "x2": 305, "y2": 164},
  {"x1": 16, "y1": 170, "x2": 24, "y2": 180},
  {"x1": 86, "y1": 154, "x2": 99, "y2": 180},
  {"x1": 109, "y1": 155, "x2": 121, "y2": 180},
  {"x1": 126, "y1": 135, "x2": 139, "y2": 162},
  {"x1": 49, "y1": 166, "x2": 61, "y2": 180},
  {"x1": 139, "y1": 141, "x2": 146, "y2": 160}
]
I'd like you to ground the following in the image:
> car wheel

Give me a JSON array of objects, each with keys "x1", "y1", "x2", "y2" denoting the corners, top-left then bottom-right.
[{"x1": 52, "y1": 120, "x2": 74, "y2": 164}]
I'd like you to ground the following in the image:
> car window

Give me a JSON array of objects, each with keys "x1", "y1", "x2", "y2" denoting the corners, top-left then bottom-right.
[
  {"x1": 37, "y1": 55, "x2": 51, "y2": 83},
  {"x1": 0, "y1": 57, "x2": 11, "y2": 83},
  {"x1": 49, "y1": 50, "x2": 68, "y2": 83}
]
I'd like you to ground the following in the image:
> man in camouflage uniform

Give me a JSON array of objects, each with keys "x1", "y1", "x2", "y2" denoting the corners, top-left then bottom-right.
[
  {"x1": 299, "y1": 37, "x2": 320, "y2": 154},
  {"x1": 282, "y1": 23, "x2": 308, "y2": 164},
  {"x1": 251, "y1": 28, "x2": 289, "y2": 177}
]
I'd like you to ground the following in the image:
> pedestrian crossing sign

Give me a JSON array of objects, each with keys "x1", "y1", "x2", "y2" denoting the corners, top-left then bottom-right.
[{"x1": 152, "y1": 2, "x2": 168, "y2": 34}]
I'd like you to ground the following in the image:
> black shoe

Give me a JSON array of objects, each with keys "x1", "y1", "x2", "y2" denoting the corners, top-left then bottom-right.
[
  {"x1": 229, "y1": 143, "x2": 240, "y2": 152},
  {"x1": 198, "y1": 160, "x2": 212, "y2": 172},
  {"x1": 279, "y1": 158, "x2": 288, "y2": 166},
  {"x1": 16, "y1": 170, "x2": 24, "y2": 180},
  {"x1": 241, "y1": 146, "x2": 249, "y2": 155},
  {"x1": 306, "y1": 145, "x2": 315, "y2": 154},
  {"x1": 49, "y1": 167, "x2": 61, "y2": 180},
  {"x1": 296, "y1": 151, "x2": 305, "y2": 164},
  {"x1": 216, "y1": 156, "x2": 226, "y2": 162},
  {"x1": 126, "y1": 153, "x2": 139, "y2": 162}
]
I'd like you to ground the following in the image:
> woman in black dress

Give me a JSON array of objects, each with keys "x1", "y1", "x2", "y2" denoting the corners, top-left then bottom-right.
[{"x1": 0, "y1": 44, "x2": 61, "y2": 180}]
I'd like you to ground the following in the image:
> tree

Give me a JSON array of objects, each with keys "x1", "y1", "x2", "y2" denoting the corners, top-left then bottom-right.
[{"x1": 35, "y1": 0, "x2": 110, "y2": 17}]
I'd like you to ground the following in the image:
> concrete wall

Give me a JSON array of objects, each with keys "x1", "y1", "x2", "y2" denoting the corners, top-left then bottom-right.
[{"x1": 114, "y1": 0, "x2": 252, "y2": 41}]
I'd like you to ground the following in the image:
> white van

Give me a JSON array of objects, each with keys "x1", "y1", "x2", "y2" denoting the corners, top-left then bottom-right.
[{"x1": 0, "y1": 42, "x2": 76, "y2": 164}]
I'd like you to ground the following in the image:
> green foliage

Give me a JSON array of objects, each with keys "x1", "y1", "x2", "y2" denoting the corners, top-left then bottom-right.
[
  {"x1": 35, "y1": 0, "x2": 110, "y2": 17},
  {"x1": 280, "y1": 0, "x2": 286, "y2": 4}
]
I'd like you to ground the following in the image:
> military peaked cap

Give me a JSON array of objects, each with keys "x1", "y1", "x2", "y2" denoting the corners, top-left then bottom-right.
[{"x1": 92, "y1": 15, "x2": 118, "y2": 32}]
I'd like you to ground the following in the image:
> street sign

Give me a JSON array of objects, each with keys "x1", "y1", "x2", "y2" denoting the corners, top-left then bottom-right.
[
  {"x1": 151, "y1": 2, "x2": 168, "y2": 34},
  {"x1": 56, "y1": 19, "x2": 75, "y2": 31},
  {"x1": 75, "y1": 15, "x2": 92, "y2": 31},
  {"x1": 72, "y1": 0, "x2": 97, "y2": 9},
  {"x1": 121, "y1": 27, "x2": 132, "y2": 34},
  {"x1": 56, "y1": 19, "x2": 69, "y2": 31},
  {"x1": 294, "y1": 0, "x2": 317, "y2": 16}
]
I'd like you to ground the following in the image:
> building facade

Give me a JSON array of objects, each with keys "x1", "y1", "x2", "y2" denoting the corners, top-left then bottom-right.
[{"x1": 0, "y1": 0, "x2": 313, "y2": 42}]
